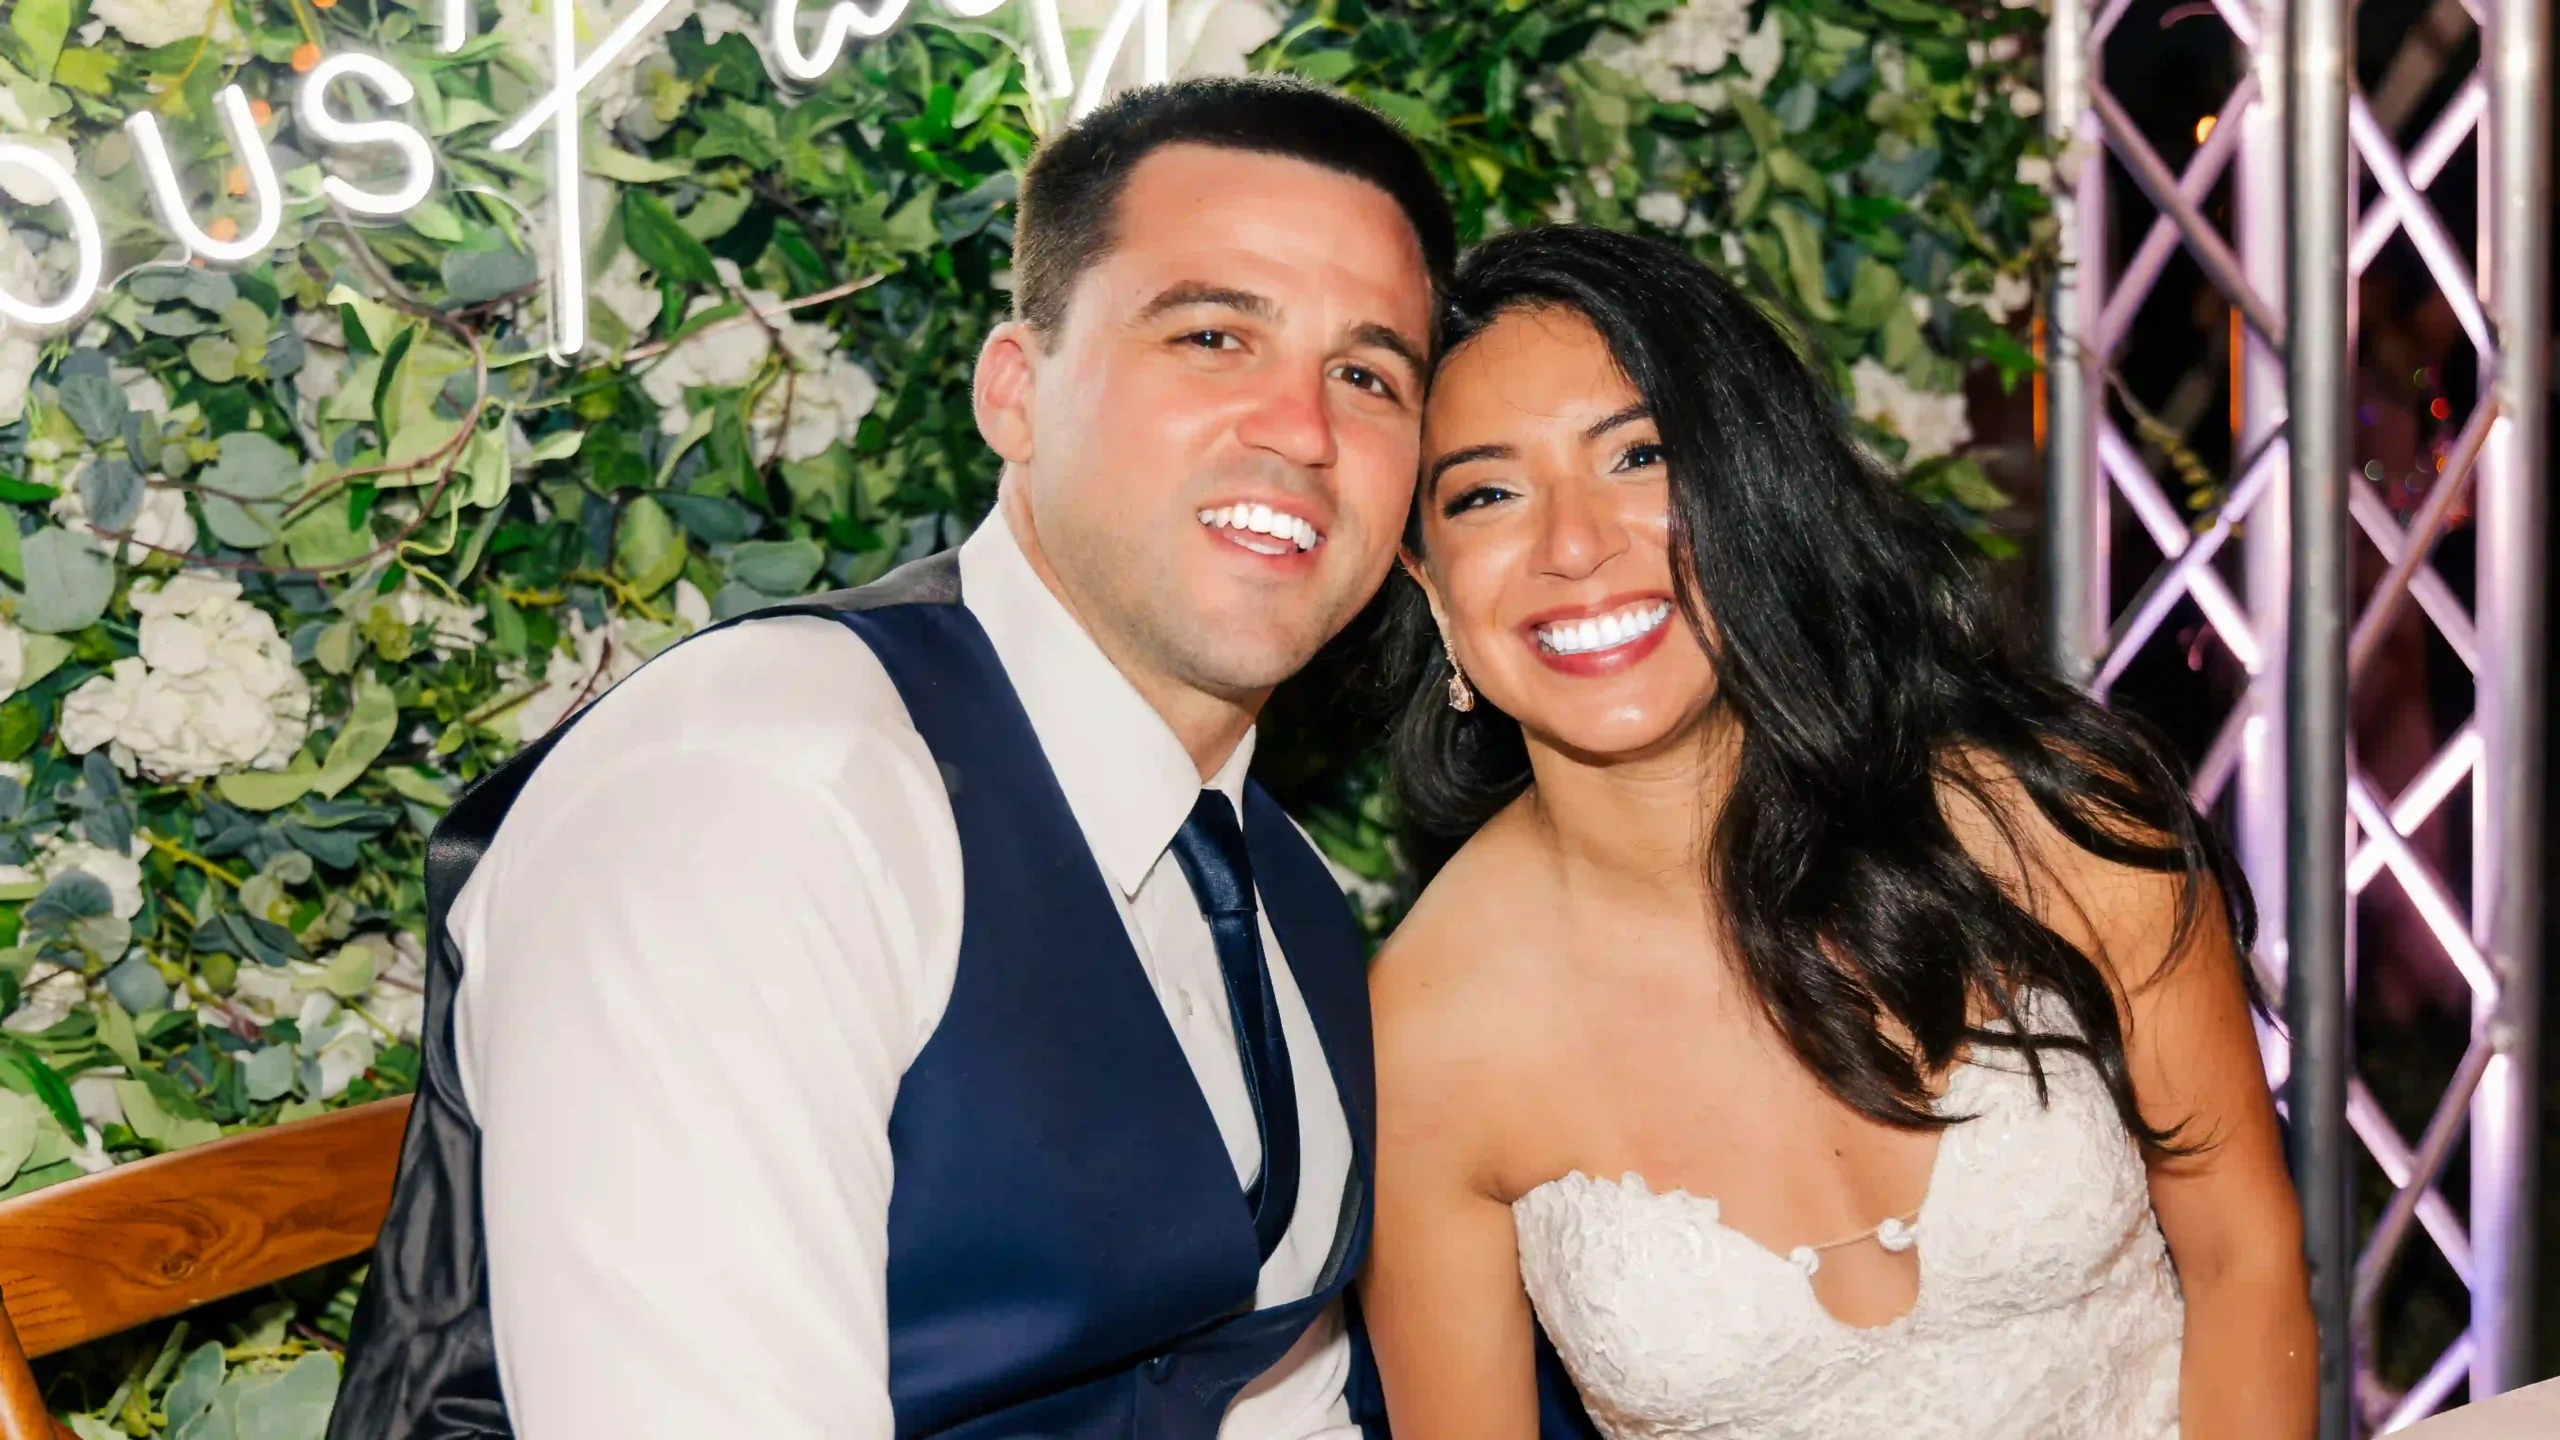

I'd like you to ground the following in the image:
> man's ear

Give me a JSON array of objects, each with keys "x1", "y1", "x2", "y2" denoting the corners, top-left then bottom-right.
[{"x1": 974, "y1": 320, "x2": 1038, "y2": 465}]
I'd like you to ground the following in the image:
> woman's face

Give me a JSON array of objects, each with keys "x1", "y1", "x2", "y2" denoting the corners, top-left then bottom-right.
[{"x1": 1413, "y1": 305, "x2": 1718, "y2": 761}]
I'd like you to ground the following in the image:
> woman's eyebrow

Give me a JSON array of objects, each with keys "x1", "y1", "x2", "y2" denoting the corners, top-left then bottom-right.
[
  {"x1": 1585, "y1": 404, "x2": 1651, "y2": 439},
  {"x1": 1427, "y1": 443, "x2": 1515, "y2": 492}
]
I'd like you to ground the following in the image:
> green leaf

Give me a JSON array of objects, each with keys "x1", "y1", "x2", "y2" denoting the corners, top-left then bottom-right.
[
  {"x1": 214, "y1": 753, "x2": 321, "y2": 813},
  {"x1": 378, "y1": 766, "x2": 453, "y2": 810},
  {"x1": 164, "y1": 1343, "x2": 226, "y2": 1435},
  {"x1": 52, "y1": 46, "x2": 112, "y2": 95},
  {"x1": 678, "y1": 188, "x2": 753, "y2": 242},
  {"x1": 622, "y1": 191, "x2": 719, "y2": 286},
  {"x1": 56, "y1": 371, "x2": 128, "y2": 441},
  {"x1": 324, "y1": 284, "x2": 404, "y2": 353},
  {"x1": 232, "y1": 1351, "x2": 338, "y2": 1440},
  {"x1": 1766, "y1": 205, "x2": 1839, "y2": 321},
  {"x1": 726, "y1": 538, "x2": 824, "y2": 596},
  {"x1": 18, "y1": 526, "x2": 115, "y2": 634},
  {"x1": 17, "y1": 633, "x2": 70, "y2": 690},
  {"x1": 310, "y1": 673, "x2": 396, "y2": 800},
  {"x1": 0, "y1": 1044, "x2": 85, "y2": 1138},
  {"x1": 1765, "y1": 148, "x2": 1829, "y2": 212},
  {"x1": 282, "y1": 496, "x2": 373, "y2": 570},
  {"x1": 97, "y1": 997, "x2": 141, "y2": 1070},
  {"x1": 203, "y1": 432, "x2": 301, "y2": 500},
  {"x1": 951, "y1": 63, "x2": 1008, "y2": 130},
  {"x1": 585, "y1": 143, "x2": 692, "y2": 184},
  {"x1": 10, "y1": 0, "x2": 70, "y2": 83},
  {"x1": 113, "y1": 1077, "x2": 223, "y2": 1151},
  {"x1": 613, "y1": 495, "x2": 686, "y2": 596},
  {"x1": 1842, "y1": 256, "x2": 1905, "y2": 331},
  {"x1": 882, "y1": 188, "x2": 939, "y2": 255},
  {"x1": 441, "y1": 246, "x2": 540, "y2": 306},
  {"x1": 242, "y1": 1044, "x2": 296, "y2": 1103},
  {"x1": 0, "y1": 1089, "x2": 41, "y2": 1185},
  {"x1": 186, "y1": 335, "x2": 242, "y2": 382},
  {"x1": 460, "y1": 423, "x2": 513, "y2": 510}
]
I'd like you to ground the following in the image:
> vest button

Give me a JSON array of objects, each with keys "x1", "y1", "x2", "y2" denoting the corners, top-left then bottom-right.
[{"x1": 1144, "y1": 1353, "x2": 1176, "y2": 1383}]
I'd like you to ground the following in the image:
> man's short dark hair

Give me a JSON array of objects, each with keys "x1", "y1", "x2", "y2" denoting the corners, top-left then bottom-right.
[{"x1": 1012, "y1": 76, "x2": 1457, "y2": 342}]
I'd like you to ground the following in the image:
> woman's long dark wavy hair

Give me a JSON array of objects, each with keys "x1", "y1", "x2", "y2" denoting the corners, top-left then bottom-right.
[{"x1": 1387, "y1": 225, "x2": 2257, "y2": 1147}]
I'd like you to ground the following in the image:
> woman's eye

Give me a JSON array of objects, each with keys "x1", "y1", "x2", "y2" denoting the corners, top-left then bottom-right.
[
  {"x1": 1616, "y1": 442, "x2": 1666, "y2": 472},
  {"x1": 1333, "y1": 364, "x2": 1399, "y2": 402},
  {"x1": 1440, "y1": 484, "x2": 1514, "y2": 518}
]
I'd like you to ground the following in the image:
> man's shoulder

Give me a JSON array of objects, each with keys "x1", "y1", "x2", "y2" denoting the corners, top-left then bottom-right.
[{"x1": 580, "y1": 611, "x2": 920, "y2": 761}]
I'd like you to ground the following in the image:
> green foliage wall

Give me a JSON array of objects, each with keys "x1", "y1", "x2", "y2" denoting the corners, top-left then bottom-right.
[{"x1": 0, "y1": 0, "x2": 2049, "y2": 1429}]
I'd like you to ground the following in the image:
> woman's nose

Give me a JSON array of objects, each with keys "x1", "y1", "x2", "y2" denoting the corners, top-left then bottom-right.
[{"x1": 1536, "y1": 481, "x2": 1629, "y2": 580}]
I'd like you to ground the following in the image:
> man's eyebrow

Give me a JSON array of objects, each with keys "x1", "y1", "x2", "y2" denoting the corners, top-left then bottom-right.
[
  {"x1": 1426, "y1": 443, "x2": 1515, "y2": 492},
  {"x1": 1349, "y1": 321, "x2": 1428, "y2": 382},
  {"x1": 1585, "y1": 404, "x2": 1651, "y2": 439},
  {"x1": 1135, "y1": 282, "x2": 1277, "y2": 323}
]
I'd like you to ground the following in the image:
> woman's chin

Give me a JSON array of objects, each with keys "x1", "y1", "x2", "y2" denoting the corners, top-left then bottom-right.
[{"x1": 1517, "y1": 701, "x2": 1720, "y2": 771}]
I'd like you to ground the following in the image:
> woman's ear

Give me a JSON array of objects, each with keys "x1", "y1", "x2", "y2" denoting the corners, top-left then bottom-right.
[
  {"x1": 974, "y1": 321, "x2": 1037, "y2": 464},
  {"x1": 1399, "y1": 548, "x2": 1453, "y2": 638}
]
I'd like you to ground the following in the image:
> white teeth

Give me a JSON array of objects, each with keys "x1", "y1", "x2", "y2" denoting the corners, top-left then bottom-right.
[
  {"x1": 1198, "y1": 503, "x2": 1324, "y2": 553},
  {"x1": 1536, "y1": 601, "x2": 1673, "y2": 656}
]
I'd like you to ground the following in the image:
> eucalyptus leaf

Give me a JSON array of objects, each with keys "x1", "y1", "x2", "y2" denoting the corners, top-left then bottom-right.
[
  {"x1": 56, "y1": 371, "x2": 128, "y2": 442},
  {"x1": 17, "y1": 527, "x2": 116, "y2": 634},
  {"x1": 310, "y1": 674, "x2": 397, "y2": 800},
  {"x1": 78, "y1": 456, "x2": 144, "y2": 534}
]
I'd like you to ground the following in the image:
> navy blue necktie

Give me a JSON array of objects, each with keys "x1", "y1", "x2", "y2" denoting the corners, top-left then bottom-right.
[{"x1": 1168, "y1": 790, "x2": 1300, "y2": 1264}]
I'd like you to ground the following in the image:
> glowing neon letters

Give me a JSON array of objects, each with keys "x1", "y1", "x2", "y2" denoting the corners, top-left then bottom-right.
[{"x1": 1, "y1": 0, "x2": 1176, "y2": 360}]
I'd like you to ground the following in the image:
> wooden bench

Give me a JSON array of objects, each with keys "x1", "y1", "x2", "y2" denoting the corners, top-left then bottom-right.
[{"x1": 0, "y1": 1098, "x2": 410, "y2": 1439}]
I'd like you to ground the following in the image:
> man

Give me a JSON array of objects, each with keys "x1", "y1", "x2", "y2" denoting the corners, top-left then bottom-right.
[{"x1": 327, "y1": 76, "x2": 1452, "y2": 1438}]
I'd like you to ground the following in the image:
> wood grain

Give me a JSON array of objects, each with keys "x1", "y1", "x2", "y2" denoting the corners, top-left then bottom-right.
[{"x1": 0, "y1": 1097, "x2": 409, "y2": 1359}]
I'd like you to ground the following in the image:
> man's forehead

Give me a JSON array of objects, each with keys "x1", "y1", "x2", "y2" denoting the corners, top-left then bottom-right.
[{"x1": 1101, "y1": 146, "x2": 1432, "y2": 296}]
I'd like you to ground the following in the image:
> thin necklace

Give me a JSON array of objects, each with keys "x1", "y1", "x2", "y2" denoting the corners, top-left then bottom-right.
[{"x1": 1784, "y1": 1208, "x2": 1922, "y2": 1277}]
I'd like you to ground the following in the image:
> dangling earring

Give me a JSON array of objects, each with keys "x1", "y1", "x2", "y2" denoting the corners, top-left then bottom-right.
[{"x1": 1443, "y1": 637, "x2": 1476, "y2": 713}]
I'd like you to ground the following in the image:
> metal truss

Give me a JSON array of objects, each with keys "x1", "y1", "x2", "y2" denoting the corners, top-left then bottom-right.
[{"x1": 2043, "y1": 1, "x2": 2548, "y2": 1434}]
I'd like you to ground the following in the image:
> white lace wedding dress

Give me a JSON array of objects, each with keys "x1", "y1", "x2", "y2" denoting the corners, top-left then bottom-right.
[{"x1": 1513, "y1": 997, "x2": 2183, "y2": 1439}]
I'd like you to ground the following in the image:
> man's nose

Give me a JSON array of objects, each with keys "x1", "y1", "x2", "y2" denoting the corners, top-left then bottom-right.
[{"x1": 1233, "y1": 365, "x2": 1339, "y2": 471}]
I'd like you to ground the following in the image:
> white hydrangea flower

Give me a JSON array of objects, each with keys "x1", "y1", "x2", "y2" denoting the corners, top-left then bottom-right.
[
  {"x1": 1634, "y1": 190, "x2": 1688, "y2": 229},
  {"x1": 114, "y1": 365, "x2": 169, "y2": 418},
  {"x1": 89, "y1": 0, "x2": 236, "y2": 49},
  {"x1": 2016, "y1": 154, "x2": 2055, "y2": 190},
  {"x1": 37, "y1": 834, "x2": 150, "y2": 920},
  {"x1": 2, "y1": 964, "x2": 82, "y2": 1035},
  {"x1": 71, "y1": 1074, "x2": 126, "y2": 1132},
  {"x1": 0, "y1": 230, "x2": 48, "y2": 425},
  {"x1": 0, "y1": 135, "x2": 76, "y2": 208},
  {"x1": 1989, "y1": 35, "x2": 2024, "y2": 62},
  {"x1": 1583, "y1": 0, "x2": 1777, "y2": 109},
  {"x1": 595, "y1": 249, "x2": 665, "y2": 336},
  {"x1": 643, "y1": 261, "x2": 879, "y2": 462},
  {"x1": 494, "y1": 0, "x2": 695, "y2": 131},
  {"x1": 2005, "y1": 83, "x2": 2044, "y2": 119},
  {"x1": 385, "y1": 581, "x2": 489, "y2": 657},
  {"x1": 1850, "y1": 357, "x2": 1973, "y2": 466},
  {"x1": 58, "y1": 573, "x2": 312, "y2": 781},
  {"x1": 294, "y1": 992, "x2": 377, "y2": 1101}
]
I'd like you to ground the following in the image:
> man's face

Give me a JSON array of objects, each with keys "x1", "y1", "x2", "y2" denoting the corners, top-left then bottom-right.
[{"x1": 978, "y1": 144, "x2": 1433, "y2": 711}]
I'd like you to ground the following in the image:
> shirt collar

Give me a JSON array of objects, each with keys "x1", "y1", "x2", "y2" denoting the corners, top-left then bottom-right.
[{"x1": 959, "y1": 509, "x2": 1254, "y2": 899}]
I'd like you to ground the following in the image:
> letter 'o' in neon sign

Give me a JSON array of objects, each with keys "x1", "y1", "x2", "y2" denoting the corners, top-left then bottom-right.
[{"x1": 0, "y1": 0, "x2": 1176, "y2": 361}]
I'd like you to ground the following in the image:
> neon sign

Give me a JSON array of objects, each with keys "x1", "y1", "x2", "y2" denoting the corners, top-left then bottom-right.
[{"x1": 0, "y1": 0, "x2": 1178, "y2": 360}]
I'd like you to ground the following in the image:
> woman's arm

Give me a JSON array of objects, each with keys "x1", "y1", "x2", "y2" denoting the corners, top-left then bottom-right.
[
  {"x1": 1360, "y1": 942, "x2": 1546, "y2": 1440},
  {"x1": 2112, "y1": 869, "x2": 2316, "y2": 1440},
  {"x1": 2042, "y1": 840, "x2": 2316, "y2": 1439}
]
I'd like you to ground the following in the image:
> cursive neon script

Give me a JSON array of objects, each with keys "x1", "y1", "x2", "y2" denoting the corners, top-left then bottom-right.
[{"x1": 0, "y1": 0, "x2": 1174, "y2": 360}]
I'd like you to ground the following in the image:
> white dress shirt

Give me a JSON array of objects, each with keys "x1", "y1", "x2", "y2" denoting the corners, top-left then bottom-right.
[{"x1": 449, "y1": 510, "x2": 1360, "y2": 1439}]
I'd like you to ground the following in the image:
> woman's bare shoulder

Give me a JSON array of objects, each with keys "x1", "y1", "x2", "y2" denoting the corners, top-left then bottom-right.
[{"x1": 1370, "y1": 807, "x2": 1563, "y2": 1101}]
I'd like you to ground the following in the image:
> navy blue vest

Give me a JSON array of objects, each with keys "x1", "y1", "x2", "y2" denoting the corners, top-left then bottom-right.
[{"x1": 329, "y1": 552, "x2": 1375, "y2": 1440}]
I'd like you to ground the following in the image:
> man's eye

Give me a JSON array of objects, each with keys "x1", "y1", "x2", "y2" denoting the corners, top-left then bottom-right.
[
  {"x1": 1440, "y1": 484, "x2": 1514, "y2": 518},
  {"x1": 1182, "y1": 330, "x2": 1241, "y2": 351},
  {"x1": 1333, "y1": 364, "x2": 1399, "y2": 401}
]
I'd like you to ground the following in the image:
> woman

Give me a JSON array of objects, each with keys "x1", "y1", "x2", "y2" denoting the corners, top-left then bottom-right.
[{"x1": 1359, "y1": 226, "x2": 2315, "y2": 1439}]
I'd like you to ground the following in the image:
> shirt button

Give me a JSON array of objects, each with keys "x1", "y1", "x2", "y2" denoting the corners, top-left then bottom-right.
[{"x1": 1177, "y1": 988, "x2": 1197, "y2": 1022}]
